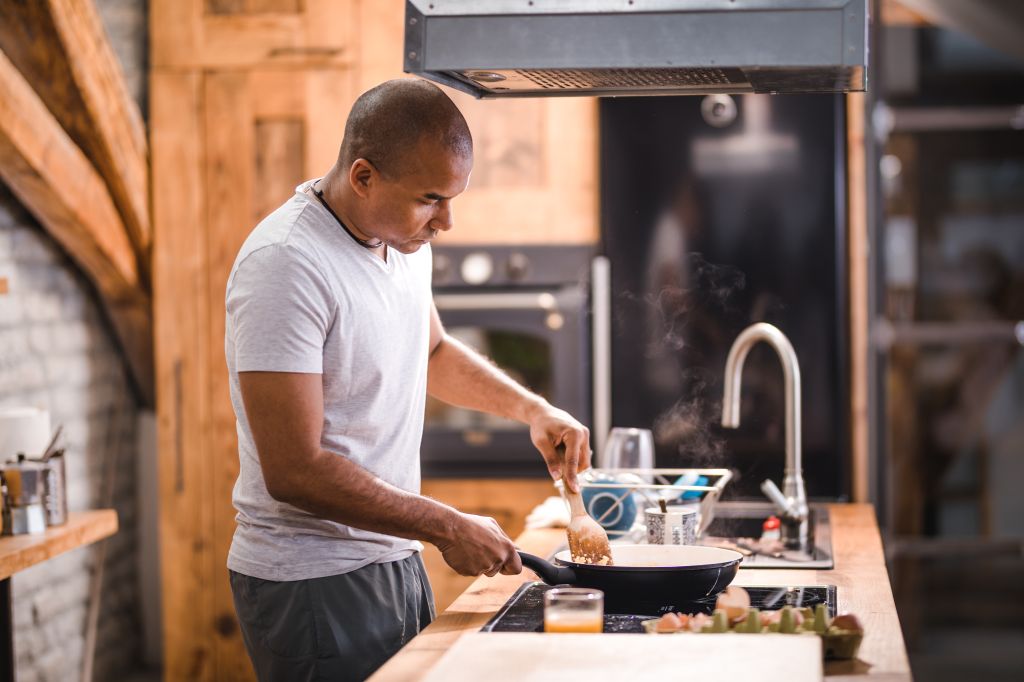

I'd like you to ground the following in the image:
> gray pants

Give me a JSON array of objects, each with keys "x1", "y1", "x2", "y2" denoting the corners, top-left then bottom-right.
[{"x1": 230, "y1": 554, "x2": 436, "y2": 682}]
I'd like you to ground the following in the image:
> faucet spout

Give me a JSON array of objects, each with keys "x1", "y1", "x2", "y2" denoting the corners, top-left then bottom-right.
[{"x1": 721, "y1": 322, "x2": 810, "y2": 550}]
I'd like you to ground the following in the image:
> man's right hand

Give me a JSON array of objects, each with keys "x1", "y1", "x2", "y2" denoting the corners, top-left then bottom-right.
[{"x1": 435, "y1": 512, "x2": 523, "y2": 577}]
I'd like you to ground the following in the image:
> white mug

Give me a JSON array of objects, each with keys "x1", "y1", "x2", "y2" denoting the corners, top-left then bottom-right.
[{"x1": 645, "y1": 505, "x2": 698, "y2": 545}]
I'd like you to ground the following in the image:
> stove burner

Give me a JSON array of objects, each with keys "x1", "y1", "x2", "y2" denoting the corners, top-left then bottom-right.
[{"x1": 481, "y1": 582, "x2": 837, "y2": 635}]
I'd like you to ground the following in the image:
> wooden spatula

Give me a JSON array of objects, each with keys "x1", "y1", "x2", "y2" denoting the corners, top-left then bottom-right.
[{"x1": 565, "y1": 489, "x2": 614, "y2": 565}]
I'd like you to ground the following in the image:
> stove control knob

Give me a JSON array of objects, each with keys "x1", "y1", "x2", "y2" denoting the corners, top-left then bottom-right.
[
  {"x1": 460, "y1": 252, "x2": 493, "y2": 285},
  {"x1": 506, "y1": 252, "x2": 530, "y2": 282}
]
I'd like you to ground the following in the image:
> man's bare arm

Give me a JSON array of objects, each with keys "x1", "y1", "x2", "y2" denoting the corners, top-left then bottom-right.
[{"x1": 238, "y1": 370, "x2": 521, "y2": 576}]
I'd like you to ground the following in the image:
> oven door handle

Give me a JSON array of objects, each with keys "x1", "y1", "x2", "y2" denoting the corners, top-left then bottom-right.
[{"x1": 433, "y1": 291, "x2": 567, "y2": 311}]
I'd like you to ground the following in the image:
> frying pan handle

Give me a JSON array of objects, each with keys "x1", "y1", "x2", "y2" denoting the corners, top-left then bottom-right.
[{"x1": 518, "y1": 551, "x2": 577, "y2": 585}]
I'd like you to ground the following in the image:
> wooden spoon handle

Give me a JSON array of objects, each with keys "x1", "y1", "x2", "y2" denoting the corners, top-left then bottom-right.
[
  {"x1": 565, "y1": 489, "x2": 587, "y2": 518},
  {"x1": 555, "y1": 442, "x2": 589, "y2": 518}
]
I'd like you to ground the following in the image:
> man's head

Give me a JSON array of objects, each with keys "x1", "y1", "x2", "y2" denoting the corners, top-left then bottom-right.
[{"x1": 334, "y1": 79, "x2": 473, "y2": 253}]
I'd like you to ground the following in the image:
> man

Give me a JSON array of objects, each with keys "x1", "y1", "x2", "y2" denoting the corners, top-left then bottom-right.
[{"x1": 224, "y1": 78, "x2": 591, "y2": 681}]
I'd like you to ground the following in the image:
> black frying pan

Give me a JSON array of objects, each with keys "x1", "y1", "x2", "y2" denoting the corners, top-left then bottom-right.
[{"x1": 518, "y1": 544, "x2": 743, "y2": 602}]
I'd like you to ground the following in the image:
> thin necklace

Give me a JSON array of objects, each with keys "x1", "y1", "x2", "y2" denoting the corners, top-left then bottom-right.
[{"x1": 311, "y1": 179, "x2": 384, "y2": 249}]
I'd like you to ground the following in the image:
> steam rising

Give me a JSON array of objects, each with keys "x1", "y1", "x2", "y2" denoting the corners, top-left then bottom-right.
[
  {"x1": 653, "y1": 376, "x2": 727, "y2": 468},
  {"x1": 617, "y1": 253, "x2": 746, "y2": 467}
]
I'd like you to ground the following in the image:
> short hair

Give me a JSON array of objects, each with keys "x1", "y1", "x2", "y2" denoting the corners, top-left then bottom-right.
[{"x1": 339, "y1": 79, "x2": 472, "y2": 179}]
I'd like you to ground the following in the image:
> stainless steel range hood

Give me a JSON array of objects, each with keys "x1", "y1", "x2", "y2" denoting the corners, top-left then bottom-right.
[{"x1": 404, "y1": 0, "x2": 868, "y2": 98}]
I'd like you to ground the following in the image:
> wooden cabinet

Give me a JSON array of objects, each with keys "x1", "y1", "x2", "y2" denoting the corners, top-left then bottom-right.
[
  {"x1": 420, "y1": 479, "x2": 556, "y2": 611},
  {"x1": 154, "y1": 64, "x2": 359, "y2": 681},
  {"x1": 151, "y1": 2, "x2": 596, "y2": 680},
  {"x1": 153, "y1": 34, "x2": 358, "y2": 682},
  {"x1": 352, "y1": 0, "x2": 599, "y2": 245},
  {"x1": 151, "y1": 0, "x2": 356, "y2": 70},
  {"x1": 436, "y1": 92, "x2": 599, "y2": 245}
]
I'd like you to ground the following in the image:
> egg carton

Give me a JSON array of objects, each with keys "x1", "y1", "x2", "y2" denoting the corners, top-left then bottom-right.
[{"x1": 560, "y1": 468, "x2": 733, "y2": 539}]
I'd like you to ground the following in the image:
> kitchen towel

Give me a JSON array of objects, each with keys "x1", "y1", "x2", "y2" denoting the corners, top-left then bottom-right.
[{"x1": 525, "y1": 496, "x2": 570, "y2": 529}]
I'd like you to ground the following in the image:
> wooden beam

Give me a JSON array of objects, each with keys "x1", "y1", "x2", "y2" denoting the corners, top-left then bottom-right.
[
  {"x1": 0, "y1": 47, "x2": 153, "y2": 406},
  {"x1": 0, "y1": 0, "x2": 151, "y2": 281}
]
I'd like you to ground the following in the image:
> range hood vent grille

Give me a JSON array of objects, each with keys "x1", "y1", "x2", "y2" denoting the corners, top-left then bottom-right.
[
  {"x1": 513, "y1": 67, "x2": 741, "y2": 90},
  {"x1": 405, "y1": 0, "x2": 869, "y2": 98}
]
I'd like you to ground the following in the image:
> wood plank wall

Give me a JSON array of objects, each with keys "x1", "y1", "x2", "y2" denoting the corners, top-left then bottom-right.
[
  {"x1": 150, "y1": 2, "x2": 598, "y2": 679},
  {"x1": 847, "y1": 93, "x2": 870, "y2": 503}
]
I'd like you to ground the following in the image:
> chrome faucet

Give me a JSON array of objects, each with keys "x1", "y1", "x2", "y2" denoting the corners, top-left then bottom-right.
[{"x1": 721, "y1": 323, "x2": 810, "y2": 551}]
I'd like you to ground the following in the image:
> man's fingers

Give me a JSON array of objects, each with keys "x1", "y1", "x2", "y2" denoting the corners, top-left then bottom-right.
[
  {"x1": 501, "y1": 550, "x2": 523, "y2": 575},
  {"x1": 536, "y1": 438, "x2": 562, "y2": 481},
  {"x1": 483, "y1": 547, "x2": 521, "y2": 577},
  {"x1": 579, "y1": 428, "x2": 593, "y2": 472},
  {"x1": 562, "y1": 431, "x2": 584, "y2": 493}
]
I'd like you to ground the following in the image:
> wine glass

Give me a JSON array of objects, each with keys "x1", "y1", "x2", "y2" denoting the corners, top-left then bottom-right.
[{"x1": 601, "y1": 427, "x2": 654, "y2": 471}]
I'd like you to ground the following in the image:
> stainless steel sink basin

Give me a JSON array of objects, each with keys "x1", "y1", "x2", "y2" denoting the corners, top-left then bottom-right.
[{"x1": 702, "y1": 501, "x2": 834, "y2": 569}]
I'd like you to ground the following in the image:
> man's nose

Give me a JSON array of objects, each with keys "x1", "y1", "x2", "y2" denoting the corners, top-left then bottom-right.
[{"x1": 431, "y1": 201, "x2": 454, "y2": 231}]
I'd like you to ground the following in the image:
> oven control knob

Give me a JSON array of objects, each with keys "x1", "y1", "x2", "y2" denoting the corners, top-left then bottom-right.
[
  {"x1": 432, "y1": 253, "x2": 452, "y2": 284},
  {"x1": 506, "y1": 252, "x2": 530, "y2": 282},
  {"x1": 460, "y1": 252, "x2": 494, "y2": 285},
  {"x1": 701, "y1": 94, "x2": 737, "y2": 128}
]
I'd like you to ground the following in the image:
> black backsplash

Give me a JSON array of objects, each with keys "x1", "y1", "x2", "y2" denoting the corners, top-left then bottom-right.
[{"x1": 600, "y1": 94, "x2": 849, "y2": 499}]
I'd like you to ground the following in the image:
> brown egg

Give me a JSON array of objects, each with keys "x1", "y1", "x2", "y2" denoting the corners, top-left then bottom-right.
[{"x1": 830, "y1": 613, "x2": 864, "y2": 633}]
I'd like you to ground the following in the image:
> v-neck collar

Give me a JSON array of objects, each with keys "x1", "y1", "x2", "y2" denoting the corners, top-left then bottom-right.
[{"x1": 300, "y1": 181, "x2": 394, "y2": 273}]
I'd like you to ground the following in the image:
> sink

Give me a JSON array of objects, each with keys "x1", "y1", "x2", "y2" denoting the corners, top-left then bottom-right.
[{"x1": 701, "y1": 501, "x2": 834, "y2": 569}]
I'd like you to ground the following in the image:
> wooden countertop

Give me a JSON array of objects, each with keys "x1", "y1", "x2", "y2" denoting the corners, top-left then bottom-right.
[
  {"x1": 0, "y1": 509, "x2": 118, "y2": 580},
  {"x1": 371, "y1": 503, "x2": 912, "y2": 681}
]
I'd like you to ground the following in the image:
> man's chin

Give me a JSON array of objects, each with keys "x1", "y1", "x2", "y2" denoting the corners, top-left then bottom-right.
[{"x1": 396, "y1": 239, "x2": 430, "y2": 254}]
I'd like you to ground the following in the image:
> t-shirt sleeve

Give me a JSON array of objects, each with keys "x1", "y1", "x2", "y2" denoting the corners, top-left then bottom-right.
[{"x1": 226, "y1": 244, "x2": 334, "y2": 373}]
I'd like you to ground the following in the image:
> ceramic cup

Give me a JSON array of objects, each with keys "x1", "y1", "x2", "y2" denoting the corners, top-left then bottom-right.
[
  {"x1": 581, "y1": 480, "x2": 638, "y2": 537},
  {"x1": 645, "y1": 505, "x2": 698, "y2": 545}
]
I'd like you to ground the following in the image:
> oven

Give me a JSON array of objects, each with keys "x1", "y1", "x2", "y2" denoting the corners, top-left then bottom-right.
[{"x1": 424, "y1": 245, "x2": 594, "y2": 477}]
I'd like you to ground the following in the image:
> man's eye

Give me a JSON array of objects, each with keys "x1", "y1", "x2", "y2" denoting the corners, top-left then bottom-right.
[{"x1": 420, "y1": 198, "x2": 437, "y2": 205}]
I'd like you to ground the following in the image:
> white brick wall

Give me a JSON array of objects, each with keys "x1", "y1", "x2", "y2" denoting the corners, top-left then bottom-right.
[
  {"x1": 1, "y1": 2, "x2": 151, "y2": 680},
  {"x1": 1, "y1": 188, "x2": 143, "y2": 682}
]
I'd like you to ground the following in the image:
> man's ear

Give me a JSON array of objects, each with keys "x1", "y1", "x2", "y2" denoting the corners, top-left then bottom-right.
[{"x1": 348, "y1": 158, "x2": 376, "y2": 198}]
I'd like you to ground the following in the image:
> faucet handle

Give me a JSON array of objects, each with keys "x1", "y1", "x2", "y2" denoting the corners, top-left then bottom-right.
[{"x1": 761, "y1": 479, "x2": 798, "y2": 519}]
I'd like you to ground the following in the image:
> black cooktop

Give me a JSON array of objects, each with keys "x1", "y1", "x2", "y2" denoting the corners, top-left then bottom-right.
[{"x1": 481, "y1": 582, "x2": 837, "y2": 634}]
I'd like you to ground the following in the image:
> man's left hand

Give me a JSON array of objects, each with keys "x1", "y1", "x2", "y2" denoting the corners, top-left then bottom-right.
[{"x1": 528, "y1": 406, "x2": 591, "y2": 493}]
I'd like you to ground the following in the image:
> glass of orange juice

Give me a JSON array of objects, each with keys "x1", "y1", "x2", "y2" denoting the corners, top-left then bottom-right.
[{"x1": 543, "y1": 588, "x2": 604, "y2": 633}]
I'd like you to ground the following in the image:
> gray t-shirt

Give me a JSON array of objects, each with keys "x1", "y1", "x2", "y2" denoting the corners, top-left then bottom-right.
[{"x1": 225, "y1": 180, "x2": 432, "y2": 581}]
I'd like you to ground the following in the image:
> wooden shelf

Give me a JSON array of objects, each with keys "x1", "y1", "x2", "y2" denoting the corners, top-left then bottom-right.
[{"x1": 0, "y1": 509, "x2": 118, "y2": 580}]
